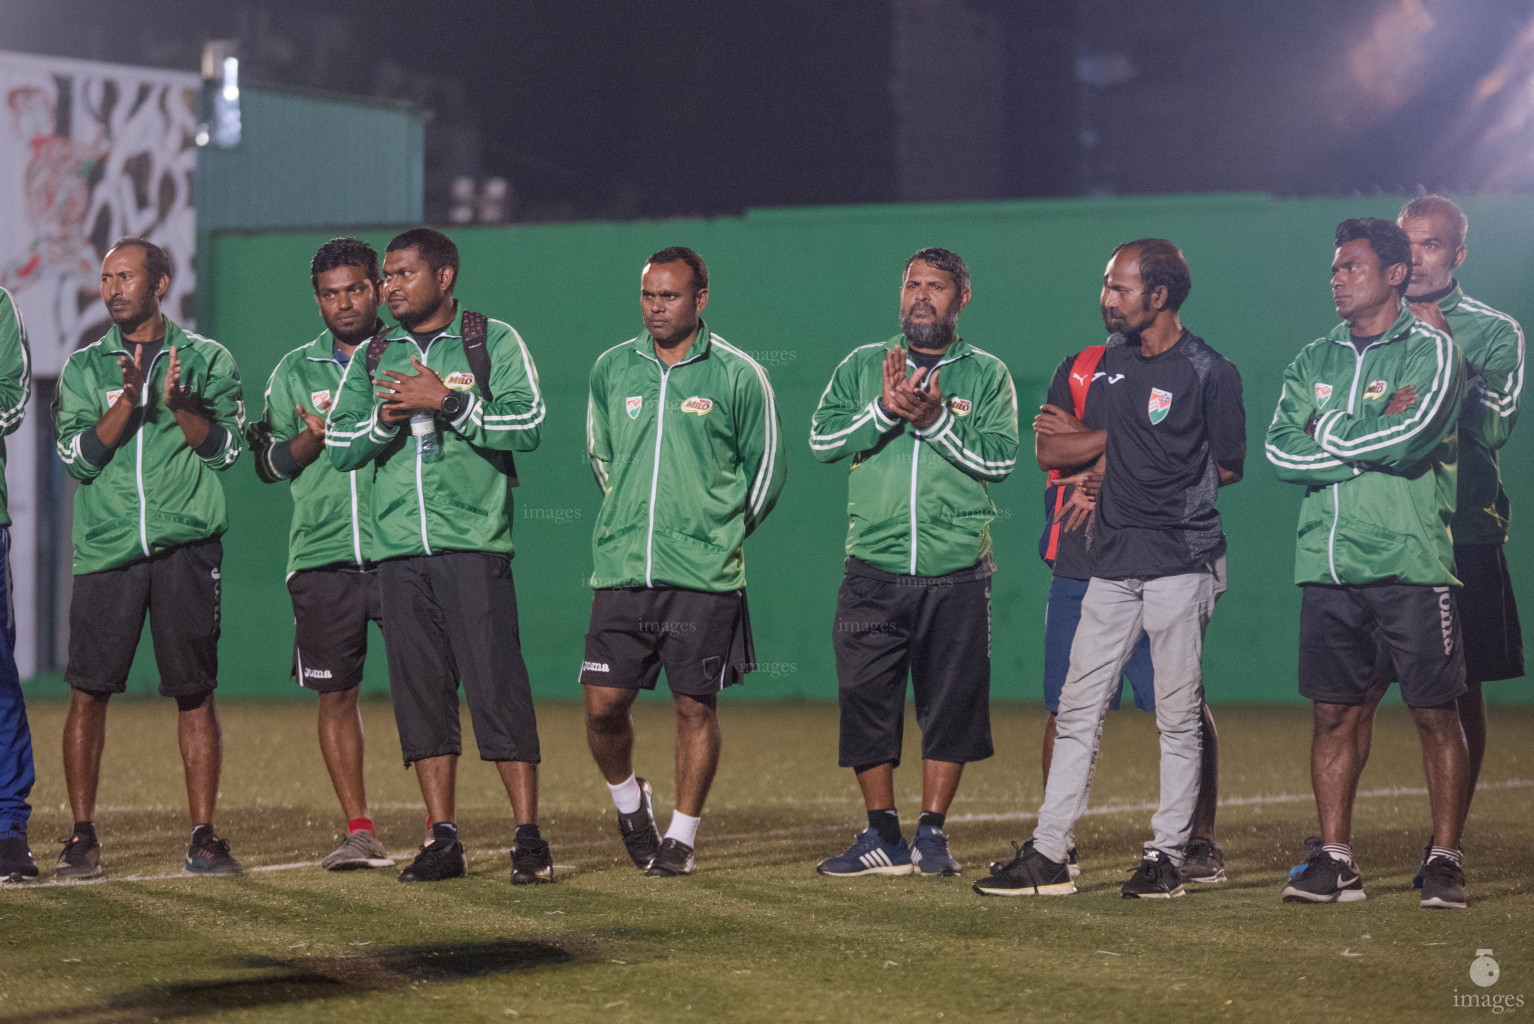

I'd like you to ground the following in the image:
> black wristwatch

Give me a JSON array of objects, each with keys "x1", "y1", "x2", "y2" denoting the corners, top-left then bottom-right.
[{"x1": 439, "y1": 391, "x2": 466, "y2": 419}]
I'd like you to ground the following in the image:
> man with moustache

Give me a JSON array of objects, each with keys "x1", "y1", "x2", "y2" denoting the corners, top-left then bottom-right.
[
  {"x1": 581, "y1": 247, "x2": 785, "y2": 877},
  {"x1": 1352, "y1": 197, "x2": 1524, "y2": 886},
  {"x1": 1267, "y1": 218, "x2": 1468, "y2": 908},
  {"x1": 811, "y1": 247, "x2": 1019, "y2": 878},
  {"x1": 52, "y1": 237, "x2": 246, "y2": 877},
  {"x1": 248, "y1": 237, "x2": 392, "y2": 871},
  {"x1": 327, "y1": 228, "x2": 552, "y2": 885},
  {"x1": 975, "y1": 239, "x2": 1244, "y2": 899}
]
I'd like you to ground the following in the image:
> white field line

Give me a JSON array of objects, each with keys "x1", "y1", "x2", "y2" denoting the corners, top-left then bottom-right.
[{"x1": 12, "y1": 779, "x2": 1531, "y2": 890}]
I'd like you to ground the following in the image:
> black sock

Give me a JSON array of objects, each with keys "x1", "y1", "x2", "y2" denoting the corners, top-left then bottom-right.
[
  {"x1": 73, "y1": 821, "x2": 96, "y2": 842},
  {"x1": 191, "y1": 823, "x2": 214, "y2": 844},
  {"x1": 867, "y1": 809, "x2": 901, "y2": 845},
  {"x1": 515, "y1": 823, "x2": 542, "y2": 843},
  {"x1": 918, "y1": 811, "x2": 946, "y2": 831},
  {"x1": 431, "y1": 822, "x2": 458, "y2": 844}
]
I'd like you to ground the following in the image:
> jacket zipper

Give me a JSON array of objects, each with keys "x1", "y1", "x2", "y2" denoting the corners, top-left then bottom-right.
[
  {"x1": 904, "y1": 351, "x2": 965, "y2": 575},
  {"x1": 415, "y1": 344, "x2": 432, "y2": 556},
  {"x1": 641, "y1": 347, "x2": 705, "y2": 588},
  {"x1": 135, "y1": 348, "x2": 170, "y2": 558},
  {"x1": 1327, "y1": 339, "x2": 1382, "y2": 584}
]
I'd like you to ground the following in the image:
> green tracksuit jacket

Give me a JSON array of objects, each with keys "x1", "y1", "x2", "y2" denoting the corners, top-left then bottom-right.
[
  {"x1": 1433, "y1": 283, "x2": 1524, "y2": 546},
  {"x1": 586, "y1": 324, "x2": 785, "y2": 592},
  {"x1": 1265, "y1": 305, "x2": 1464, "y2": 586},
  {"x1": 325, "y1": 307, "x2": 544, "y2": 560},
  {"x1": 254, "y1": 330, "x2": 375, "y2": 574},
  {"x1": 53, "y1": 318, "x2": 245, "y2": 574},
  {"x1": 0, "y1": 288, "x2": 30, "y2": 528},
  {"x1": 810, "y1": 337, "x2": 1020, "y2": 576}
]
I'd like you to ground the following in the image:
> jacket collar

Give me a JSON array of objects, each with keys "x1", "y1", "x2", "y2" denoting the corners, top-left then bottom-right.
[
  {"x1": 1434, "y1": 280, "x2": 1465, "y2": 314},
  {"x1": 1326, "y1": 302, "x2": 1418, "y2": 347},
  {"x1": 382, "y1": 305, "x2": 463, "y2": 345},
  {"x1": 305, "y1": 321, "x2": 384, "y2": 363},
  {"x1": 102, "y1": 315, "x2": 187, "y2": 356},
  {"x1": 633, "y1": 319, "x2": 712, "y2": 364},
  {"x1": 887, "y1": 335, "x2": 972, "y2": 363}
]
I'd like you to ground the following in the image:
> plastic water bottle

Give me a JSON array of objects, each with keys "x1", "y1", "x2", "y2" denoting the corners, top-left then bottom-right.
[{"x1": 410, "y1": 411, "x2": 443, "y2": 464}]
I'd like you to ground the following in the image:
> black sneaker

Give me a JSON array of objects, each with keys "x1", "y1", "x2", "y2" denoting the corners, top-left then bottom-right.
[
  {"x1": 510, "y1": 837, "x2": 554, "y2": 885},
  {"x1": 185, "y1": 831, "x2": 243, "y2": 875},
  {"x1": 617, "y1": 778, "x2": 661, "y2": 870},
  {"x1": 55, "y1": 832, "x2": 102, "y2": 879},
  {"x1": 0, "y1": 838, "x2": 38, "y2": 881},
  {"x1": 991, "y1": 845, "x2": 1078, "y2": 879},
  {"x1": 1122, "y1": 852, "x2": 1185, "y2": 899},
  {"x1": 644, "y1": 837, "x2": 694, "y2": 877},
  {"x1": 1281, "y1": 849, "x2": 1365, "y2": 903},
  {"x1": 972, "y1": 841, "x2": 1076, "y2": 896},
  {"x1": 1180, "y1": 836, "x2": 1226, "y2": 884},
  {"x1": 1411, "y1": 837, "x2": 1433, "y2": 890},
  {"x1": 397, "y1": 837, "x2": 467, "y2": 882},
  {"x1": 1419, "y1": 855, "x2": 1467, "y2": 909}
]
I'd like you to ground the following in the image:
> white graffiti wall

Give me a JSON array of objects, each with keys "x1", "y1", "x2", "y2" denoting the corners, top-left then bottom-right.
[{"x1": 0, "y1": 50, "x2": 198, "y2": 377}]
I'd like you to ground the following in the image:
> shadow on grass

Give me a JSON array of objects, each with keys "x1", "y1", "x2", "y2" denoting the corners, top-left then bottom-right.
[{"x1": 0, "y1": 939, "x2": 576, "y2": 1024}]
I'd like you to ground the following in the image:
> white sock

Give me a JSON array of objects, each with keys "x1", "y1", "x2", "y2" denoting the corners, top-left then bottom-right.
[
  {"x1": 665, "y1": 811, "x2": 701, "y2": 848},
  {"x1": 606, "y1": 774, "x2": 642, "y2": 815}
]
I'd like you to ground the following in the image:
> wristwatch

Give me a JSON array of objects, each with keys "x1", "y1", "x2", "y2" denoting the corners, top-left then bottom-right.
[{"x1": 439, "y1": 391, "x2": 466, "y2": 419}]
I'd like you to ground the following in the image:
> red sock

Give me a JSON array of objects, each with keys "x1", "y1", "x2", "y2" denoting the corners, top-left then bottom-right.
[{"x1": 348, "y1": 817, "x2": 374, "y2": 835}]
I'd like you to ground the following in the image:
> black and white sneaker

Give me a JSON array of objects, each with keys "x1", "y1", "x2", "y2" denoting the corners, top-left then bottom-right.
[
  {"x1": 185, "y1": 831, "x2": 243, "y2": 875},
  {"x1": 972, "y1": 841, "x2": 1076, "y2": 896},
  {"x1": 0, "y1": 838, "x2": 38, "y2": 881},
  {"x1": 1180, "y1": 836, "x2": 1226, "y2": 884},
  {"x1": 1419, "y1": 855, "x2": 1467, "y2": 910},
  {"x1": 1121, "y1": 852, "x2": 1185, "y2": 899},
  {"x1": 398, "y1": 837, "x2": 467, "y2": 883},
  {"x1": 55, "y1": 833, "x2": 102, "y2": 879},
  {"x1": 644, "y1": 837, "x2": 694, "y2": 877},
  {"x1": 991, "y1": 845, "x2": 1078, "y2": 879},
  {"x1": 510, "y1": 837, "x2": 554, "y2": 885},
  {"x1": 1282, "y1": 849, "x2": 1366, "y2": 903},
  {"x1": 617, "y1": 777, "x2": 661, "y2": 870}
]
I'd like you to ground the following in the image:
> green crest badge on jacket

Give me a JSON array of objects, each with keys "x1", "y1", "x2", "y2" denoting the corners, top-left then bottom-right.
[
  {"x1": 1314, "y1": 382, "x2": 1332, "y2": 406},
  {"x1": 1148, "y1": 387, "x2": 1173, "y2": 424},
  {"x1": 626, "y1": 395, "x2": 642, "y2": 418}
]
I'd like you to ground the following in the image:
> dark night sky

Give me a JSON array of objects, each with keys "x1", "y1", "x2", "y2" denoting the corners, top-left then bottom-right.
[{"x1": 2, "y1": 0, "x2": 1530, "y2": 219}]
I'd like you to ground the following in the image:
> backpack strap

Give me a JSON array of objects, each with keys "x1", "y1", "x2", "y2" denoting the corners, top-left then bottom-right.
[
  {"x1": 1041, "y1": 344, "x2": 1107, "y2": 564},
  {"x1": 363, "y1": 331, "x2": 391, "y2": 380},
  {"x1": 459, "y1": 310, "x2": 518, "y2": 487}
]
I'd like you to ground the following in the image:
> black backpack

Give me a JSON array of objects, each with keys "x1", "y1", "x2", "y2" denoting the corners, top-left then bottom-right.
[{"x1": 367, "y1": 310, "x2": 519, "y2": 486}]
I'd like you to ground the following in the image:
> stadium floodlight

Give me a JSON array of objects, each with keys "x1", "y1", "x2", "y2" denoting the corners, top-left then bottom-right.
[{"x1": 197, "y1": 40, "x2": 241, "y2": 149}]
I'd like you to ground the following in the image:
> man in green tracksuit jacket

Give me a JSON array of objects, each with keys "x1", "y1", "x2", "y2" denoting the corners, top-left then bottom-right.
[
  {"x1": 1354, "y1": 196, "x2": 1525, "y2": 872},
  {"x1": 581, "y1": 246, "x2": 785, "y2": 878},
  {"x1": 809, "y1": 247, "x2": 1019, "y2": 879},
  {"x1": 0, "y1": 286, "x2": 35, "y2": 881},
  {"x1": 1267, "y1": 217, "x2": 1470, "y2": 910},
  {"x1": 52, "y1": 236, "x2": 245, "y2": 878},
  {"x1": 249, "y1": 237, "x2": 392, "y2": 873},
  {"x1": 326, "y1": 228, "x2": 552, "y2": 886}
]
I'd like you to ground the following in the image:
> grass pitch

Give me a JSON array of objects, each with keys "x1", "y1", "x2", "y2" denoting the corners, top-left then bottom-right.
[{"x1": 0, "y1": 698, "x2": 1530, "y2": 1023}]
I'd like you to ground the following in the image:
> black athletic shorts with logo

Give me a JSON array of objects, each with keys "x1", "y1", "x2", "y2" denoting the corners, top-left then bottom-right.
[
  {"x1": 833, "y1": 556, "x2": 994, "y2": 768},
  {"x1": 580, "y1": 587, "x2": 755, "y2": 696},
  {"x1": 1299, "y1": 582, "x2": 1467, "y2": 708},
  {"x1": 377, "y1": 551, "x2": 539, "y2": 765},
  {"x1": 288, "y1": 567, "x2": 383, "y2": 693},
  {"x1": 66, "y1": 539, "x2": 222, "y2": 698}
]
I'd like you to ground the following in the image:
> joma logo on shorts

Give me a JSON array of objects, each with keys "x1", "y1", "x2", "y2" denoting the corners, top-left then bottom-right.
[
  {"x1": 303, "y1": 668, "x2": 333, "y2": 680},
  {"x1": 581, "y1": 660, "x2": 610, "y2": 673},
  {"x1": 1436, "y1": 586, "x2": 1454, "y2": 656}
]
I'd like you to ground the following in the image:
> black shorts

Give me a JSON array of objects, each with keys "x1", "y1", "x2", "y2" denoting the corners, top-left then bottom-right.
[
  {"x1": 288, "y1": 567, "x2": 384, "y2": 693},
  {"x1": 1455, "y1": 544, "x2": 1524, "y2": 685},
  {"x1": 377, "y1": 551, "x2": 538, "y2": 765},
  {"x1": 580, "y1": 587, "x2": 754, "y2": 697},
  {"x1": 1299, "y1": 583, "x2": 1467, "y2": 708},
  {"x1": 832, "y1": 557, "x2": 994, "y2": 767},
  {"x1": 66, "y1": 539, "x2": 222, "y2": 699}
]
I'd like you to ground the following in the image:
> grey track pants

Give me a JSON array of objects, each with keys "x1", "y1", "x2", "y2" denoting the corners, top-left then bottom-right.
[{"x1": 1032, "y1": 557, "x2": 1226, "y2": 866}]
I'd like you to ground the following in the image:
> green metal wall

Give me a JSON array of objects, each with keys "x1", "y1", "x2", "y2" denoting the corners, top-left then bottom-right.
[{"x1": 62, "y1": 193, "x2": 1534, "y2": 702}]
